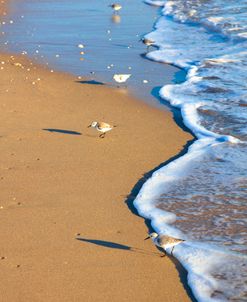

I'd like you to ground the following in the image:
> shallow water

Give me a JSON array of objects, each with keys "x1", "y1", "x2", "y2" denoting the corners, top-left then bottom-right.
[{"x1": 0, "y1": 0, "x2": 181, "y2": 107}]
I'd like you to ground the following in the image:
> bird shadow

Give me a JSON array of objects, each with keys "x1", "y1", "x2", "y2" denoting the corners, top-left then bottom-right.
[
  {"x1": 76, "y1": 80, "x2": 105, "y2": 85},
  {"x1": 43, "y1": 128, "x2": 82, "y2": 135},
  {"x1": 76, "y1": 237, "x2": 161, "y2": 257},
  {"x1": 76, "y1": 238, "x2": 196, "y2": 301}
]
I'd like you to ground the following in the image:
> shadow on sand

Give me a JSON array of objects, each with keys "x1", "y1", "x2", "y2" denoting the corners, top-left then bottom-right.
[
  {"x1": 76, "y1": 237, "x2": 196, "y2": 300},
  {"x1": 43, "y1": 128, "x2": 82, "y2": 135},
  {"x1": 76, "y1": 80, "x2": 105, "y2": 85},
  {"x1": 76, "y1": 237, "x2": 161, "y2": 257}
]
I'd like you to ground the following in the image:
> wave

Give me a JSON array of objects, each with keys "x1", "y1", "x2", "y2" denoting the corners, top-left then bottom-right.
[{"x1": 135, "y1": 0, "x2": 247, "y2": 301}]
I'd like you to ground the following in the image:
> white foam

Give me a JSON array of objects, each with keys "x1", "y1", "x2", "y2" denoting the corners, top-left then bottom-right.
[
  {"x1": 144, "y1": 0, "x2": 166, "y2": 7},
  {"x1": 237, "y1": 32, "x2": 247, "y2": 38},
  {"x1": 207, "y1": 16, "x2": 225, "y2": 25}
]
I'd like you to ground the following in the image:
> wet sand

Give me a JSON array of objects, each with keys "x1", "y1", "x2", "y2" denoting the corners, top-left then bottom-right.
[{"x1": 0, "y1": 52, "x2": 194, "y2": 301}]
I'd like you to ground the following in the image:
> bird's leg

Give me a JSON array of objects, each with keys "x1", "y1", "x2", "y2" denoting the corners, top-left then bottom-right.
[
  {"x1": 99, "y1": 133, "x2": 105, "y2": 138},
  {"x1": 160, "y1": 250, "x2": 166, "y2": 257},
  {"x1": 171, "y1": 246, "x2": 175, "y2": 256}
]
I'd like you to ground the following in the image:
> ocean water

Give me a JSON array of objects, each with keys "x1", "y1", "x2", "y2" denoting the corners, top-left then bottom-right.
[
  {"x1": 134, "y1": 0, "x2": 247, "y2": 301},
  {"x1": 1, "y1": 0, "x2": 247, "y2": 301}
]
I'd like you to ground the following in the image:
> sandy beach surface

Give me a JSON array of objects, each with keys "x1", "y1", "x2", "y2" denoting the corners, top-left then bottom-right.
[{"x1": 0, "y1": 51, "x2": 194, "y2": 301}]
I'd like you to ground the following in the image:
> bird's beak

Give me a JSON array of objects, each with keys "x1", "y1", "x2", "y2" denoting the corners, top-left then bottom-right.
[
  {"x1": 87, "y1": 125, "x2": 91, "y2": 128},
  {"x1": 144, "y1": 236, "x2": 150, "y2": 240}
]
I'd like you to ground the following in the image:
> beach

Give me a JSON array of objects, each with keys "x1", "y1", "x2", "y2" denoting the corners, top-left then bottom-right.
[
  {"x1": 0, "y1": 51, "x2": 193, "y2": 301},
  {"x1": 3, "y1": 0, "x2": 246, "y2": 300}
]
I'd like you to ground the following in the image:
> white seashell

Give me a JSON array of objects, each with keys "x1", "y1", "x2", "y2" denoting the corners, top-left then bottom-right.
[{"x1": 113, "y1": 74, "x2": 131, "y2": 83}]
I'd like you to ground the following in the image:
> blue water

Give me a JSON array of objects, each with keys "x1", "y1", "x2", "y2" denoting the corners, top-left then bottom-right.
[{"x1": 1, "y1": 0, "x2": 247, "y2": 301}]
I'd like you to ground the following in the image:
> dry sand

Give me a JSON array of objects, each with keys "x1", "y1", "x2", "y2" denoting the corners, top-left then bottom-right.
[{"x1": 0, "y1": 53, "x2": 194, "y2": 301}]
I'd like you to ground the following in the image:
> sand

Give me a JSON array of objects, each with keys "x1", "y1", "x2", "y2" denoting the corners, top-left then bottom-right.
[{"x1": 0, "y1": 52, "x2": 194, "y2": 302}]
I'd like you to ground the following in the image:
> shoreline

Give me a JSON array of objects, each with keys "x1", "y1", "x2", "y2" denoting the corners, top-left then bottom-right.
[
  {"x1": 0, "y1": 51, "x2": 194, "y2": 301},
  {"x1": 0, "y1": 0, "x2": 180, "y2": 108}
]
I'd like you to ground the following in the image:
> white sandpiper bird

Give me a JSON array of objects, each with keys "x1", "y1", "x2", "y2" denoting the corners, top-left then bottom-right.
[
  {"x1": 140, "y1": 37, "x2": 155, "y2": 52},
  {"x1": 109, "y1": 3, "x2": 122, "y2": 13},
  {"x1": 87, "y1": 121, "x2": 116, "y2": 138},
  {"x1": 145, "y1": 232, "x2": 185, "y2": 256}
]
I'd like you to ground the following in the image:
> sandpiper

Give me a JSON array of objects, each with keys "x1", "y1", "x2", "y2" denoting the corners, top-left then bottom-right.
[
  {"x1": 87, "y1": 121, "x2": 116, "y2": 138},
  {"x1": 140, "y1": 37, "x2": 155, "y2": 52},
  {"x1": 145, "y1": 232, "x2": 185, "y2": 256},
  {"x1": 109, "y1": 3, "x2": 122, "y2": 13}
]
